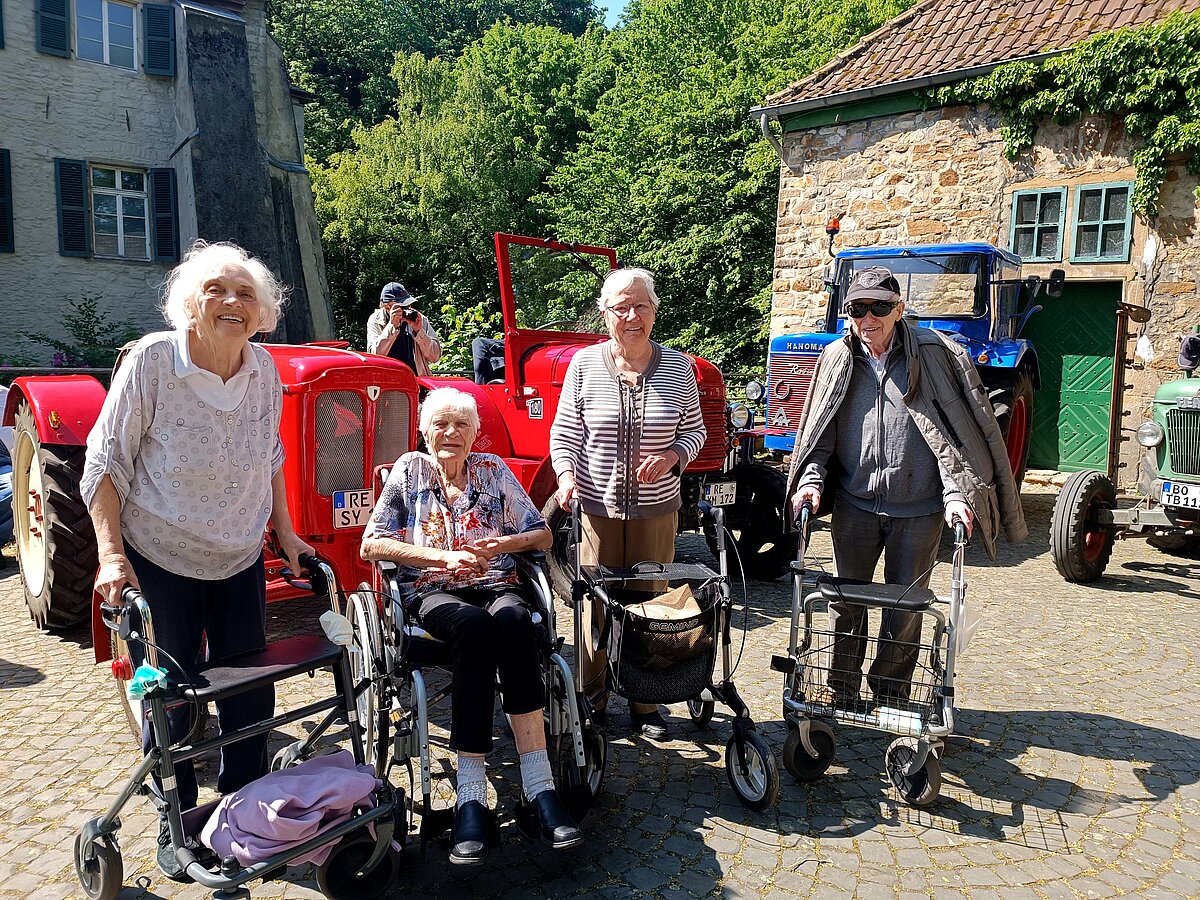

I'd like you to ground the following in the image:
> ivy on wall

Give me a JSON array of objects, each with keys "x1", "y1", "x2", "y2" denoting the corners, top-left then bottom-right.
[{"x1": 930, "y1": 11, "x2": 1200, "y2": 217}]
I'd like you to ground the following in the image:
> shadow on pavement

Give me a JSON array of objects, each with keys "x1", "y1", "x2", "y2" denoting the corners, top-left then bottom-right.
[{"x1": 0, "y1": 656, "x2": 45, "y2": 688}]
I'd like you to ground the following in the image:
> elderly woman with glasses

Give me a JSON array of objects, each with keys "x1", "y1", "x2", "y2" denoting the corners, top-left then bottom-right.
[
  {"x1": 81, "y1": 240, "x2": 314, "y2": 880},
  {"x1": 360, "y1": 387, "x2": 581, "y2": 866},
  {"x1": 548, "y1": 267, "x2": 707, "y2": 741},
  {"x1": 785, "y1": 265, "x2": 1025, "y2": 710}
]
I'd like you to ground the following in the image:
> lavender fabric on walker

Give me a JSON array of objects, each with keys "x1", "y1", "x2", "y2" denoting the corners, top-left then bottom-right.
[{"x1": 201, "y1": 749, "x2": 380, "y2": 866}]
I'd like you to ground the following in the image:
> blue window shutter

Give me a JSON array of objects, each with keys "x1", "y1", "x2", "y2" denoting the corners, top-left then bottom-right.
[
  {"x1": 143, "y1": 5, "x2": 176, "y2": 77},
  {"x1": 55, "y1": 158, "x2": 91, "y2": 257},
  {"x1": 0, "y1": 151, "x2": 13, "y2": 253},
  {"x1": 36, "y1": 0, "x2": 71, "y2": 58},
  {"x1": 149, "y1": 167, "x2": 179, "y2": 262}
]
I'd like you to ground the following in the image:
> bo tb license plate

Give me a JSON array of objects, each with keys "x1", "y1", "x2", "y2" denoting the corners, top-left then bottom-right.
[
  {"x1": 704, "y1": 481, "x2": 737, "y2": 506},
  {"x1": 1161, "y1": 481, "x2": 1200, "y2": 508}
]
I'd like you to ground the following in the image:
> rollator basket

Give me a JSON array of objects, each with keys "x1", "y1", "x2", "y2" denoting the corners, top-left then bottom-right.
[{"x1": 608, "y1": 582, "x2": 718, "y2": 705}]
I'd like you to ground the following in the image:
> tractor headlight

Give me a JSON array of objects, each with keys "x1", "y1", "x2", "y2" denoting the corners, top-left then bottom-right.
[
  {"x1": 1136, "y1": 421, "x2": 1165, "y2": 448},
  {"x1": 728, "y1": 403, "x2": 751, "y2": 429},
  {"x1": 744, "y1": 380, "x2": 765, "y2": 402}
]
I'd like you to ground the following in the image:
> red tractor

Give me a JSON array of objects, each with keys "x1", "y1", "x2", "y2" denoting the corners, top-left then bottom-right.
[
  {"x1": 419, "y1": 233, "x2": 793, "y2": 590},
  {"x1": 4, "y1": 346, "x2": 421, "y2": 662}
]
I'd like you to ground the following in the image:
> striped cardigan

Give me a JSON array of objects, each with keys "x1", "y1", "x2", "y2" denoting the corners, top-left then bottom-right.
[{"x1": 549, "y1": 341, "x2": 707, "y2": 519}]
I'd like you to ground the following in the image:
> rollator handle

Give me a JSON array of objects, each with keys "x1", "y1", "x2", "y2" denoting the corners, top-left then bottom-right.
[
  {"x1": 99, "y1": 586, "x2": 143, "y2": 631},
  {"x1": 951, "y1": 517, "x2": 968, "y2": 545}
]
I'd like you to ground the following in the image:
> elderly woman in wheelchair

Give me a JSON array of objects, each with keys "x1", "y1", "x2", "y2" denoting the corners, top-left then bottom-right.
[{"x1": 360, "y1": 387, "x2": 582, "y2": 865}]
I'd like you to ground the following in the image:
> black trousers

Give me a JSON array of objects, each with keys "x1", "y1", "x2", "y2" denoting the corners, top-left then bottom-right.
[
  {"x1": 471, "y1": 337, "x2": 505, "y2": 384},
  {"x1": 125, "y1": 543, "x2": 273, "y2": 809},
  {"x1": 418, "y1": 584, "x2": 544, "y2": 753}
]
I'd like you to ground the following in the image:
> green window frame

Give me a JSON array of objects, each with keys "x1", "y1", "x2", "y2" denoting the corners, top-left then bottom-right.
[
  {"x1": 1009, "y1": 188, "x2": 1065, "y2": 262},
  {"x1": 1071, "y1": 182, "x2": 1134, "y2": 263}
]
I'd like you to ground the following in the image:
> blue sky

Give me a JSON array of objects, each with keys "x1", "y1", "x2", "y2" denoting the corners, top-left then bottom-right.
[{"x1": 598, "y1": 0, "x2": 623, "y2": 28}]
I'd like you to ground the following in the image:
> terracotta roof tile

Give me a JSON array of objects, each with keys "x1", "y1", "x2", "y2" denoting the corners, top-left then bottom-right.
[{"x1": 762, "y1": 0, "x2": 1200, "y2": 110}]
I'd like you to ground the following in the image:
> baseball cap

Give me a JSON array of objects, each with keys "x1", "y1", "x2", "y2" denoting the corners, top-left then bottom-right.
[
  {"x1": 380, "y1": 282, "x2": 417, "y2": 306},
  {"x1": 845, "y1": 266, "x2": 901, "y2": 304}
]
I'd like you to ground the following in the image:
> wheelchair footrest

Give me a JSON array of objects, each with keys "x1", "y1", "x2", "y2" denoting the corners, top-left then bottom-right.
[{"x1": 181, "y1": 635, "x2": 343, "y2": 705}]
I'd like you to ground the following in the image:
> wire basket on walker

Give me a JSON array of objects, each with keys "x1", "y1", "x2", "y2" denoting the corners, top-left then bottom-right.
[
  {"x1": 771, "y1": 503, "x2": 976, "y2": 806},
  {"x1": 570, "y1": 500, "x2": 780, "y2": 810}
]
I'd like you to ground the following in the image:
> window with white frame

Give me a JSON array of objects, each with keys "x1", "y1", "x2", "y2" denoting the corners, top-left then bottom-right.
[
  {"x1": 76, "y1": 0, "x2": 136, "y2": 69},
  {"x1": 91, "y1": 166, "x2": 149, "y2": 259},
  {"x1": 1010, "y1": 188, "x2": 1065, "y2": 262},
  {"x1": 1072, "y1": 182, "x2": 1134, "y2": 263}
]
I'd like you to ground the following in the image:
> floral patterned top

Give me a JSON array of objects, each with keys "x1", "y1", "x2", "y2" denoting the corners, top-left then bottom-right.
[{"x1": 363, "y1": 451, "x2": 547, "y2": 608}]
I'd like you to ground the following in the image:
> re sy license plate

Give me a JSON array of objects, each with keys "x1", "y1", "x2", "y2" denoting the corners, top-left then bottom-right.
[
  {"x1": 704, "y1": 481, "x2": 737, "y2": 506},
  {"x1": 333, "y1": 489, "x2": 374, "y2": 528},
  {"x1": 1161, "y1": 481, "x2": 1200, "y2": 509}
]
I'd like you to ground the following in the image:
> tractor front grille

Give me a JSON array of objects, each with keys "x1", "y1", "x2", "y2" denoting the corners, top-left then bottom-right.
[
  {"x1": 373, "y1": 390, "x2": 412, "y2": 472},
  {"x1": 1166, "y1": 408, "x2": 1200, "y2": 476},
  {"x1": 766, "y1": 352, "x2": 820, "y2": 432},
  {"x1": 315, "y1": 391, "x2": 365, "y2": 496}
]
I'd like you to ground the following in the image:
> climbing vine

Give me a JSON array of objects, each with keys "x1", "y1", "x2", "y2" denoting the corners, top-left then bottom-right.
[{"x1": 931, "y1": 11, "x2": 1200, "y2": 217}]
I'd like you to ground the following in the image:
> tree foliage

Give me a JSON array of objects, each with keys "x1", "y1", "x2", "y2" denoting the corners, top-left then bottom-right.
[
  {"x1": 932, "y1": 11, "x2": 1200, "y2": 217},
  {"x1": 269, "y1": 0, "x2": 598, "y2": 160}
]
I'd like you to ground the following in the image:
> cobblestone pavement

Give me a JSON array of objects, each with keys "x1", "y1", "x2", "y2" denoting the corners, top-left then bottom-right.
[{"x1": 1, "y1": 485, "x2": 1198, "y2": 899}]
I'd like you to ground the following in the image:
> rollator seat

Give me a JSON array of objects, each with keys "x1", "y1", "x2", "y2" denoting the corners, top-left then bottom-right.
[
  {"x1": 583, "y1": 562, "x2": 717, "y2": 584},
  {"x1": 816, "y1": 575, "x2": 936, "y2": 612},
  {"x1": 180, "y1": 635, "x2": 343, "y2": 704}
]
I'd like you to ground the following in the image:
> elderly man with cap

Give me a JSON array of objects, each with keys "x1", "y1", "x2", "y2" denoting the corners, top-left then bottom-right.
[
  {"x1": 367, "y1": 281, "x2": 443, "y2": 375},
  {"x1": 786, "y1": 265, "x2": 1026, "y2": 708}
]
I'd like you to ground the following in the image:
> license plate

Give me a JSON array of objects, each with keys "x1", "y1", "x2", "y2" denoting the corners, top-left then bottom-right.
[
  {"x1": 333, "y1": 489, "x2": 374, "y2": 528},
  {"x1": 1161, "y1": 481, "x2": 1200, "y2": 508},
  {"x1": 704, "y1": 481, "x2": 737, "y2": 506}
]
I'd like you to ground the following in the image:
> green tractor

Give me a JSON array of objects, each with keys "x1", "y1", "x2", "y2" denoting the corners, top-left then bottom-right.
[{"x1": 1051, "y1": 329, "x2": 1200, "y2": 582}]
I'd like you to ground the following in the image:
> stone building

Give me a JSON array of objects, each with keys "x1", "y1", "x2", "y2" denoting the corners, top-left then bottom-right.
[
  {"x1": 0, "y1": 0, "x2": 333, "y2": 362},
  {"x1": 753, "y1": 0, "x2": 1200, "y2": 482}
]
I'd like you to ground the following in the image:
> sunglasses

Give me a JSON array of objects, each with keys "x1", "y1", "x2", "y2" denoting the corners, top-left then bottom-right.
[{"x1": 846, "y1": 300, "x2": 899, "y2": 319}]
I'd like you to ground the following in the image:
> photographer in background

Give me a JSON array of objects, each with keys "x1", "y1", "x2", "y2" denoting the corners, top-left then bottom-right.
[{"x1": 367, "y1": 282, "x2": 443, "y2": 376}]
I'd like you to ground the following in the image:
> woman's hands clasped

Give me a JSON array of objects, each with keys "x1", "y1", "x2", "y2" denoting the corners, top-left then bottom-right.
[{"x1": 443, "y1": 547, "x2": 490, "y2": 577}]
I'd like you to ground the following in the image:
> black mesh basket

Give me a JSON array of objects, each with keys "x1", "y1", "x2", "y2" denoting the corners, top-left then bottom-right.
[{"x1": 607, "y1": 582, "x2": 718, "y2": 705}]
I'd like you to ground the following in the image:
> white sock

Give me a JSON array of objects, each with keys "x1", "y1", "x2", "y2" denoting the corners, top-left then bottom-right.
[
  {"x1": 520, "y1": 749, "x2": 555, "y2": 803},
  {"x1": 456, "y1": 755, "x2": 488, "y2": 808}
]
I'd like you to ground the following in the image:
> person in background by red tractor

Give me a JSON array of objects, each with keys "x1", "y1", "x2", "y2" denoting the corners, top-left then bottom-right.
[
  {"x1": 366, "y1": 281, "x2": 443, "y2": 375},
  {"x1": 81, "y1": 240, "x2": 314, "y2": 881},
  {"x1": 549, "y1": 267, "x2": 707, "y2": 742}
]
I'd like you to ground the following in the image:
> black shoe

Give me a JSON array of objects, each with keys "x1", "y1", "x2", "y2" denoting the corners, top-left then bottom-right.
[
  {"x1": 449, "y1": 801, "x2": 490, "y2": 866},
  {"x1": 630, "y1": 708, "x2": 669, "y2": 741},
  {"x1": 156, "y1": 814, "x2": 190, "y2": 883},
  {"x1": 527, "y1": 790, "x2": 583, "y2": 850}
]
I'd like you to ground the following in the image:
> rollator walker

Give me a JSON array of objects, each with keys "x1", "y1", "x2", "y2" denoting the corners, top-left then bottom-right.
[
  {"x1": 75, "y1": 555, "x2": 404, "y2": 900},
  {"x1": 772, "y1": 503, "x2": 973, "y2": 806},
  {"x1": 569, "y1": 499, "x2": 779, "y2": 810}
]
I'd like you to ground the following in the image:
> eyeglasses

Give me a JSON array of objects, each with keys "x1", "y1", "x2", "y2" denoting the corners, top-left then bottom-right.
[
  {"x1": 604, "y1": 302, "x2": 654, "y2": 318},
  {"x1": 846, "y1": 300, "x2": 899, "y2": 319}
]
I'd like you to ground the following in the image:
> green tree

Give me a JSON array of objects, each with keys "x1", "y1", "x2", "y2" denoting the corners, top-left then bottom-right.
[
  {"x1": 540, "y1": 0, "x2": 911, "y2": 368},
  {"x1": 313, "y1": 23, "x2": 613, "y2": 356},
  {"x1": 269, "y1": 0, "x2": 599, "y2": 161}
]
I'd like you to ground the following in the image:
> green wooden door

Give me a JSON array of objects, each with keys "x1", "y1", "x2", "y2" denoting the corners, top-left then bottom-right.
[{"x1": 1024, "y1": 281, "x2": 1121, "y2": 471}]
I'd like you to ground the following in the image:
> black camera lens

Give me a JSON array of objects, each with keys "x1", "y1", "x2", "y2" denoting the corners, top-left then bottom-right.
[{"x1": 403, "y1": 308, "x2": 419, "y2": 321}]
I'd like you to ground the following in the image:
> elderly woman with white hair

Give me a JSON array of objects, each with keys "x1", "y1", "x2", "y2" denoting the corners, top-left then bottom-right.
[
  {"x1": 548, "y1": 267, "x2": 707, "y2": 741},
  {"x1": 360, "y1": 387, "x2": 580, "y2": 866},
  {"x1": 81, "y1": 239, "x2": 313, "y2": 880}
]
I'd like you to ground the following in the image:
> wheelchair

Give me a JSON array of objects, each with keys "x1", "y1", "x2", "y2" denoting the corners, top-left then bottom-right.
[
  {"x1": 74, "y1": 555, "x2": 404, "y2": 900},
  {"x1": 346, "y1": 547, "x2": 607, "y2": 854}
]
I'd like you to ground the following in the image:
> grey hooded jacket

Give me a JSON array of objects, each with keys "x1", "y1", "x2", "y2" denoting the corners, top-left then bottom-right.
[{"x1": 785, "y1": 319, "x2": 1027, "y2": 559}]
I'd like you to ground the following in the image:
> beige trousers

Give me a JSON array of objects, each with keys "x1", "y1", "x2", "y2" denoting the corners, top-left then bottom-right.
[{"x1": 578, "y1": 511, "x2": 677, "y2": 711}]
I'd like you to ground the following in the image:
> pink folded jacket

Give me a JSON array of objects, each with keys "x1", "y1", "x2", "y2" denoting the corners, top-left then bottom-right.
[{"x1": 201, "y1": 750, "x2": 380, "y2": 866}]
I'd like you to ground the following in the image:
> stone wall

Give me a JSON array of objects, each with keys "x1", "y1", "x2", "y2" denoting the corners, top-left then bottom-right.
[{"x1": 771, "y1": 104, "x2": 1200, "y2": 480}]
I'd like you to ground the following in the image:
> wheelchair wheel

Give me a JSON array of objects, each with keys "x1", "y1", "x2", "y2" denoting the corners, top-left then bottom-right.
[
  {"x1": 884, "y1": 737, "x2": 942, "y2": 807},
  {"x1": 782, "y1": 720, "x2": 836, "y2": 781},
  {"x1": 551, "y1": 721, "x2": 607, "y2": 821},
  {"x1": 725, "y1": 731, "x2": 779, "y2": 811},
  {"x1": 74, "y1": 833, "x2": 122, "y2": 900},
  {"x1": 687, "y1": 698, "x2": 715, "y2": 728},
  {"x1": 315, "y1": 834, "x2": 402, "y2": 900},
  {"x1": 346, "y1": 591, "x2": 381, "y2": 768}
]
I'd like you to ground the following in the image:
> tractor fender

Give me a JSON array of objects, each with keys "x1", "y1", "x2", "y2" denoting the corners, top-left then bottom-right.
[
  {"x1": 975, "y1": 344, "x2": 1041, "y2": 392},
  {"x1": 416, "y1": 375, "x2": 514, "y2": 459},
  {"x1": 527, "y1": 456, "x2": 559, "y2": 510},
  {"x1": 2, "y1": 375, "x2": 107, "y2": 447}
]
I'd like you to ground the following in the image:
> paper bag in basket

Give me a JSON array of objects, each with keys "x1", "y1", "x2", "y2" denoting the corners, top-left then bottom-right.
[
  {"x1": 619, "y1": 584, "x2": 712, "y2": 672},
  {"x1": 627, "y1": 583, "x2": 702, "y2": 621}
]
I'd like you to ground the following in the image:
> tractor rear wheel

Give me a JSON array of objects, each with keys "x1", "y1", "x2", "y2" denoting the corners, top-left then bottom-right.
[
  {"x1": 11, "y1": 401, "x2": 96, "y2": 629},
  {"x1": 989, "y1": 369, "x2": 1034, "y2": 488},
  {"x1": 1050, "y1": 469, "x2": 1117, "y2": 582},
  {"x1": 704, "y1": 463, "x2": 795, "y2": 581}
]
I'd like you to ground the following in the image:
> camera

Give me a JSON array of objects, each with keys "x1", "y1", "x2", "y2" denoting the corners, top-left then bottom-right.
[{"x1": 403, "y1": 307, "x2": 419, "y2": 322}]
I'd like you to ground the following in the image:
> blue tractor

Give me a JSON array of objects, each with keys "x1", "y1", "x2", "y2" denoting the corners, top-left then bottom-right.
[{"x1": 748, "y1": 242, "x2": 1060, "y2": 485}]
